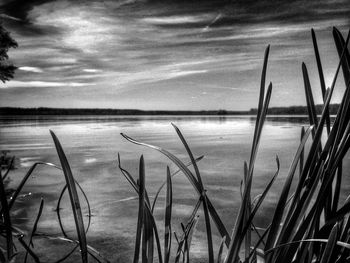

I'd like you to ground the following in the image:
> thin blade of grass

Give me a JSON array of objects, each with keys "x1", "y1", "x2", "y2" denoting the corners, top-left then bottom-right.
[
  {"x1": 333, "y1": 28, "x2": 350, "y2": 86},
  {"x1": 50, "y1": 130, "x2": 88, "y2": 263},
  {"x1": 56, "y1": 181, "x2": 91, "y2": 238},
  {"x1": 312, "y1": 28, "x2": 330, "y2": 134},
  {"x1": 118, "y1": 153, "x2": 138, "y2": 193},
  {"x1": 265, "y1": 238, "x2": 350, "y2": 254},
  {"x1": 302, "y1": 63, "x2": 319, "y2": 132},
  {"x1": 299, "y1": 127, "x2": 305, "y2": 178},
  {"x1": 171, "y1": 123, "x2": 214, "y2": 263},
  {"x1": 134, "y1": 155, "x2": 145, "y2": 263},
  {"x1": 151, "y1": 155, "x2": 204, "y2": 213},
  {"x1": 164, "y1": 167, "x2": 172, "y2": 263},
  {"x1": 332, "y1": 162, "x2": 342, "y2": 214}
]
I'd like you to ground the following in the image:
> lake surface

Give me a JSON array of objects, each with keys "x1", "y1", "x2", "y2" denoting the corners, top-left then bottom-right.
[{"x1": 1, "y1": 115, "x2": 349, "y2": 262}]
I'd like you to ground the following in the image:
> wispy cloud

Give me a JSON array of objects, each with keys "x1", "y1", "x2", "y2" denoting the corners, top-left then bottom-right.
[
  {"x1": 1, "y1": 80, "x2": 94, "y2": 88},
  {"x1": 19, "y1": 66, "x2": 43, "y2": 73}
]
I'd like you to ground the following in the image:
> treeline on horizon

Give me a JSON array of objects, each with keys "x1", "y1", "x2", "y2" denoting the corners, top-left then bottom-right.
[{"x1": 0, "y1": 104, "x2": 340, "y2": 116}]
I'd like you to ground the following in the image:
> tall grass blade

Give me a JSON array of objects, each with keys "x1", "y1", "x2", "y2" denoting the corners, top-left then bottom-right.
[
  {"x1": 333, "y1": 28, "x2": 350, "y2": 85},
  {"x1": 164, "y1": 167, "x2": 172, "y2": 263},
  {"x1": 312, "y1": 29, "x2": 331, "y2": 134},
  {"x1": 171, "y1": 123, "x2": 214, "y2": 263},
  {"x1": 50, "y1": 130, "x2": 88, "y2": 263},
  {"x1": 134, "y1": 155, "x2": 145, "y2": 263},
  {"x1": 256, "y1": 45, "x2": 270, "y2": 128},
  {"x1": 299, "y1": 127, "x2": 305, "y2": 178},
  {"x1": 302, "y1": 63, "x2": 319, "y2": 131}
]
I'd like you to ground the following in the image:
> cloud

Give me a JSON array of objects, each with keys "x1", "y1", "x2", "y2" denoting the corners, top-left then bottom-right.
[
  {"x1": 142, "y1": 14, "x2": 210, "y2": 25},
  {"x1": 19, "y1": 66, "x2": 43, "y2": 73},
  {"x1": 83, "y1": 69, "x2": 102, "y2": 73},
  {"x1": 1, "y1": 80, "x2": 94, "y2": 88}
]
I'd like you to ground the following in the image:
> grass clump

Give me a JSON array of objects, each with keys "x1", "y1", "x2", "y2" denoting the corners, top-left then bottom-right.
[{"x1": 0, "y1": 26, "x2": 350, "y2": 263}]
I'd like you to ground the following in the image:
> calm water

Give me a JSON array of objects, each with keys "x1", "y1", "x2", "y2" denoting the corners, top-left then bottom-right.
[{"x1": 0, "y1": 115, "x2": 349, "y2": 262}]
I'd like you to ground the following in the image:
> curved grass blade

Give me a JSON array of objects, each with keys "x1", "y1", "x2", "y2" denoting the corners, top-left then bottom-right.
[
  {"x1": 265, "y1": 237, "x2": 350, "y2": 255},
  {"x1": 171, "y1": 123, "x2": 214, "y2": 263},
  {"x1": 118, "y1": 153, "x2": 138, "y2": 193},
  {"x1": 56, "y1": 181, "x2": 92, "y2": 238},
  {"x1": 50, "y1": 130, "x2": 88, "y2": 263}
]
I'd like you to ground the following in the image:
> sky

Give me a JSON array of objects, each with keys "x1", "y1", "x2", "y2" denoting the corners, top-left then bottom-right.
[{"x1": 0, "y1": 0, "x2": 349, "y2": 110}]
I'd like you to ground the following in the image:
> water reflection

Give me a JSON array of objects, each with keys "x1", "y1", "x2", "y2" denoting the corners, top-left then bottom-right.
[
  {"x1": 0, "y1": 115, "x2": 347, "y2": 261},
  {"x1": 0, "y1": 114, "x2": 321, "y2": 128}
]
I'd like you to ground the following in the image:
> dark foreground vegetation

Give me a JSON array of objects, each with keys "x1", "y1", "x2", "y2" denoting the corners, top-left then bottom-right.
[{"x1": 1, "y1": 27, "x2": 350, "y2": 263}]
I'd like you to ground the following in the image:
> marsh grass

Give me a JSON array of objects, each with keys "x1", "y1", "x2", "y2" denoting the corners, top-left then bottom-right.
[{"x1": 0, "y1": 26, "x2": 350, "y2": 263}]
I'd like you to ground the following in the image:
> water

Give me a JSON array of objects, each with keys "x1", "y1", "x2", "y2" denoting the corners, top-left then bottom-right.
[{"x1": 0, "y1": 115, "x2": 349, "y2": 262}]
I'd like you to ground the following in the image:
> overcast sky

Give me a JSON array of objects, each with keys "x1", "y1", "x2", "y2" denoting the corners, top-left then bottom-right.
[{"x1": 0, "y1": 0, "x2": 349, "y2": 110}]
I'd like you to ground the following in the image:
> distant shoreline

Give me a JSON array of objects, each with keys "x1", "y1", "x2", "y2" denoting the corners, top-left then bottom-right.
[{"x1": 0, "y1": 104, "x2": 340, "y2": 116}]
